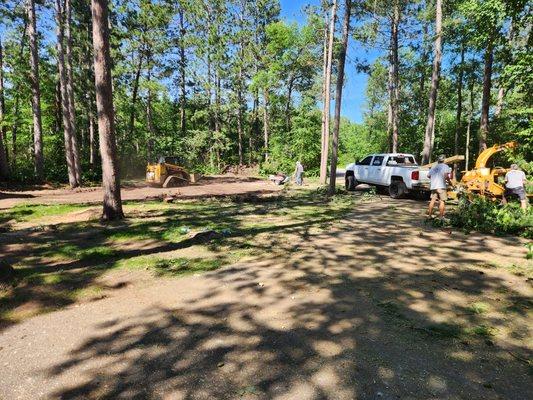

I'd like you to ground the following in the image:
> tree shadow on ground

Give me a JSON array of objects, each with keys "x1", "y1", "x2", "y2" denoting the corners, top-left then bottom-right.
[
  {"x1": 0, "y1": 193, "x2": 528, "y2": 399},
  {"x1": 42, "y1": 236, "x2": 532, "y2": 400},
  {"x1": 0, "y1": 192, "x2": 361, "y2": 328}
]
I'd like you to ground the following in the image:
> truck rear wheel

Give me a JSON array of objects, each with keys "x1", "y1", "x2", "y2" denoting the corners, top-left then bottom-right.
[
  {"x1": 389, "y1": 181, "x2": 407, "y2": 199},
  {"x1": 345, "y1": 175, "x2": 357, "y2": 191}
]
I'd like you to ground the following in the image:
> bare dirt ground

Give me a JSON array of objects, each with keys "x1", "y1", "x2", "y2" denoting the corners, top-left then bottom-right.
[
  {"x1": 0, "y1": 175, "x2": 280, "y2": 209},
  {"x1": 0, "y1": 190, "x2": 531, "y2": 400}
]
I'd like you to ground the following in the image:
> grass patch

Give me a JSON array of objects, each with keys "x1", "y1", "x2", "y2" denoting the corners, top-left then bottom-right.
[
  {"x1": 468, "y1": 302, "x2": 490, "y2": 315},
  {"x1": 465, "y1": 324, "x2": 496, "y2": 337},
  {"x1": 1, "y1": 191, "x2": 361, "y2": 325},
  {"x1": 152, "y1": 258, "x2": 223, "y2": 277},
  {"x1": 41, "y1": 243, "x2": 118, "y2": 262},
  {"x1": 0, "y1": 203, "x2": 88, "y2": 223}
]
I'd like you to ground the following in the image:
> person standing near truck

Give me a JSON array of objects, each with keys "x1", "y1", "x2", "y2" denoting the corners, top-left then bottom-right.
[
  {"x1": 502, "y1": 164, "x2": 528, "y2": 211},
  {"x1": 427, "y1": 155, "x2": 452, "y2": 219}
]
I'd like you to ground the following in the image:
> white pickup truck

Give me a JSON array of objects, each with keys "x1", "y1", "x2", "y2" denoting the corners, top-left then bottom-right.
[{"x1": 345, "y1": 153, "x2": 430, "y2": 198}]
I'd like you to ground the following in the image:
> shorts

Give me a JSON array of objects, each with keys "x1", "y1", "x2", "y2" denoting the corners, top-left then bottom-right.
[
  {"x1": 430, "y1": 189, "x2": 447, "y2": 201},
  {"x1": 505, "y1": 187, "x2": 526, "y2": 201}
]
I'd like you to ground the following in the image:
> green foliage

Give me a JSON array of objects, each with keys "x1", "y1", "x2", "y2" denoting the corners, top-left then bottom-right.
[
  {"x1": 448, "y1": 196, "x2": 533, "y2": 238},
  {"x1": 338, "y1": 117, "x2": 386, "y2": 166},
  {"x1": 525, "y1": 243, "x2": 533, "y2": 260},
  {"x1": 0, "y1": 0, "x2": 531, "y2": 184}
]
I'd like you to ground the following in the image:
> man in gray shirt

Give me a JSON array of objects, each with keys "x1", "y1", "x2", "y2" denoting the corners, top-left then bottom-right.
[{"x1": 427, "y1": 154, "x2": 452, "y2": 219}]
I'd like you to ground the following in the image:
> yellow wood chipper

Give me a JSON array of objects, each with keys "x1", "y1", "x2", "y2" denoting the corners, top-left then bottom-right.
[{"x1": 453, "y1": 141, "x2": 531, "y2": 200}]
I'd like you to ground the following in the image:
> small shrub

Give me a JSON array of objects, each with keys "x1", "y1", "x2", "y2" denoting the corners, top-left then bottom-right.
[{"x1": 526, "y1": 243, "x2": 533, "y2": 260}]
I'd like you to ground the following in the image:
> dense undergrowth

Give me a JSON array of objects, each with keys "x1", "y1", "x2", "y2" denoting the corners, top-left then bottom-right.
[{"x1": 446, "y1": 196, "x2": 533, "y2": 239}]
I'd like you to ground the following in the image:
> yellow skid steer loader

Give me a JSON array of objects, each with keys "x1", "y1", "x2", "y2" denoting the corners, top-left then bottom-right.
[{"x1": 146, "y1": 156, "x2": 198, "y2": 188}]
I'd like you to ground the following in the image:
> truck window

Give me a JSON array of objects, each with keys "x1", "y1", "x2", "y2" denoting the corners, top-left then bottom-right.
[
  {"x1": 358, "y1": 156, "x2": 373, "y2": 166},
  {"x1": 386, "y1": 156, "x2": 416, "y2": 166},
  {"x1": 372, "y1": 156, "x2": 384, "y2": 166}
]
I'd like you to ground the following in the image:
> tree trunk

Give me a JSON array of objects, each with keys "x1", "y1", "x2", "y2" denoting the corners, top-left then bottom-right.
[
  {"x1": 418, "y1": 21, "x2": 429, "y2": 125},
  {"x1": 494, "y1": 87, "x2": 505, "y2": 117},
  {"x1": 328, "y1": 0, "x2": 351, "y2": 195},
  {"x1": 319, "y1": 11, "x2": 329, "y2": 183},
  {"x1": 0, "y1": 39, "x2": 9, "y2": 178},
  {"x1": 263, "y1": 89, "x2": 269, "y2": 162},
  {"x1": 421, "y1": 0, "x2": 442, "y2": 165},
  {"x1": 494, "y1": 22, "x2": 512, "y2": 118},
  {"x1": 56, "y1": 0, "x2": 78, "y2": 188},
  {"x1": 65, "y1": 0, "x2": 81, "y2": 184},
  {"x1": 479, "y1": 38, "x2": 493, "y2": 153},
  {"x1": 12, "y1": 19, "x2": 28, "y2": 168},
  {"x1": 454, "y1": 42, "x2": 464, "y2": 179},
  {"x1": 146, "y1": 67, "x2": 156, "y2": 161},
  {"x1": 89, "y1": 109, "x2": 96, "y2": 167},
  {"x1": 236, "y1": 106, "x2": 244, "y2": 166},
  {"x1": 320, "y1": 0, "x2": 337, "y2": 185},
  {"x1": 91, "y1": 0, "x2": 123, "y2": 220},
  {"x1": 84, "y1": 17, "x2": 97, "y2": 169},
  {"x1": 389, "y1": 0, "x2": 400, "y2": 153},
  {"x1": 178, "y1": 7, "x2": 187, "y2": 137},
  {"x1": 286, "y1": 75, "x2": 294, "y2": 132},
  {"x1": 236, "y1": 12, "x2": 245, "y2": 166},
  {"x1": 128, "y1": 54, "x2": 143, "y2": 139},
  {"x1": 237, "y1": 65, "x2": 244, "y2": 166},
  {"x1": 27, "y1": 0, "x2": 44, "y2": 181},
  {"x1": 54, "y1": 79, "x2": 62, "y2": 134},
  {"x1": 465, "y1": 81, "x2": 474, "y2": 171},
  {"x1": 214, "y1": 72, "x2": 221, "y2": 170},
  {"x1": 250, "y1": 91, "x2": 258, "y2": 164}
]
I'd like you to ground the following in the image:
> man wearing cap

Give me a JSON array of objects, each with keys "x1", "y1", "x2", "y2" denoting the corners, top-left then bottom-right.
[
  {"x1": 502, "y1": 164, "x2": 528, "y2": 211},
  {"x1": 427, "y1": 155, "x2": 452, "y2": 219}
]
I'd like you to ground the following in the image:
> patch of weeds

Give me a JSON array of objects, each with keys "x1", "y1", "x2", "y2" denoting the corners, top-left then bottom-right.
[
  {"x1": 465, "y1": 324, "x2": 496, "y2": 337},
  {"x1": 73, "y1": 286, "x2": 105, "y2": 300},
  {"x1": 525, "y1": 243, "x2": 533, "y2": 260},
  {"x1": 0, "y1": 203, "x2": 88, "y2": 223},
  {"x1": 429, "y1": 218, "x2": 448, "y2": 228},
  {"x1": 39, "y1": 243, "x2": 119, "y2": 264},
  {"x1": 468, "y1": 302, "x2": 490, "y2": 315},
  {"x1": 361, "y1": 187, "x2": 377, "y2": 201},
  {"x1": 153, "y1": 257, "x2": 223, "y2": 277},
  {"x1": 80, "y1": 246, "x2": 118, "y2": 262},
  {"x1": 505, "y1": 297, "x2": 533, "y2": 314},
  {"x1": 505, "y1": 264, "x2": 532, "y2": 279}
]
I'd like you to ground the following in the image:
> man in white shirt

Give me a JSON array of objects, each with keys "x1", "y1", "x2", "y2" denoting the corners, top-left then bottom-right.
[
  {"x1": 427, "y1": 155, "x2": 452, "y2": 219},
  {"x1": 502, "y1": 164, "x2": 528, "y2": 210}
]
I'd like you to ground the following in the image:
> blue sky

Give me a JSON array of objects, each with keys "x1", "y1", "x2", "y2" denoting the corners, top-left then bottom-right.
[
  {"x1": 281, "y1": 0, "x2": 380, "y2": 123},
  {"x1": 1, "y1": 0, "x2": 378, "y2": 124}
]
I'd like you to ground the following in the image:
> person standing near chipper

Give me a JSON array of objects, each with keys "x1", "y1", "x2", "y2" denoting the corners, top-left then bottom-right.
[
  {"x1": 502, "y1": 164, "x2": 528, "y2": 211},
  {"x1": 427, "y1": 155, "x2": 452, "y2": 219}
]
